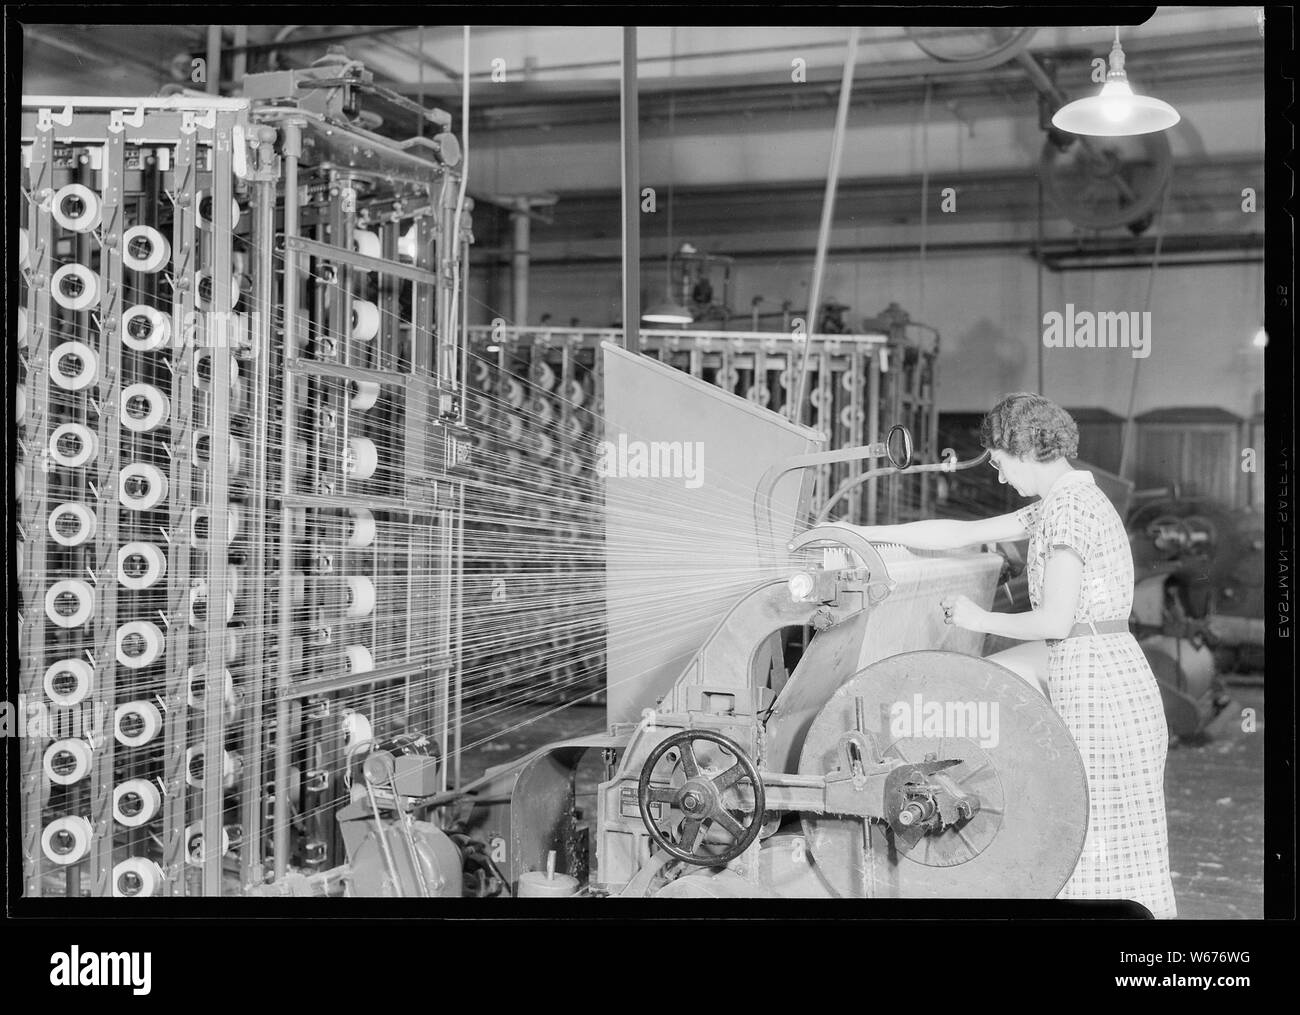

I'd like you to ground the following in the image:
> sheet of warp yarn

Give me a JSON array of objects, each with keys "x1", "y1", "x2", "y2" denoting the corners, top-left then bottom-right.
[
  {"x1": 764, "y1": 545, "x2": 1002, "y2": 774},
  {"x1": 601, "y1": 343, "x2": 825, "y2": 726},
  {"x1": 854, "y1": 545, "x2": 1002, "y2": 671}
]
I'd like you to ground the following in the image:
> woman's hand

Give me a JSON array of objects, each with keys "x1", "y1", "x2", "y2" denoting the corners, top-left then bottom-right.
[{"x1": 940, "y1": 594, "x2": 986, "y2": 633}]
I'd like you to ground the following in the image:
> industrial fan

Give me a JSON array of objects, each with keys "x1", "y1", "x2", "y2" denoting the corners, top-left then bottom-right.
[
  {"x1": 904, "y1": 26, "x2": 1038, "y2": 67},
  {"x1": 1040, "y1": 131, "x2": 1173, "y2": 231}
]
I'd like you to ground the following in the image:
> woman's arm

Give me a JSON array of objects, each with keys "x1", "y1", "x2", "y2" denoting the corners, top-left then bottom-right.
[
  {"x1": 949, "y1": 546, "x2": 1083, "y2": 641},
  {"x1": 852, "y1": 509, "x2": 1031, "y2": 551}
]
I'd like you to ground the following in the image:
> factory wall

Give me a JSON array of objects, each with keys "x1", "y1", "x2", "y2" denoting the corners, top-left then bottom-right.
[{"x1": 470, "y1": 255, "x2": 1264, "y2": 419}]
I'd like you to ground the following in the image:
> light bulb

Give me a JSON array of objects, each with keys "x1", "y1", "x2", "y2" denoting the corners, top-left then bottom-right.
[
  {"x1": 1253, "y1": 328, "x2": 1268, "y2": 348},
  {"x1": 1098, "y1": 79, "x2": 1134, "y2": 123}
]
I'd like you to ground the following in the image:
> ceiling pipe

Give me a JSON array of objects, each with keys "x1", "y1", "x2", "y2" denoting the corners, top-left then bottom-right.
[{"x1": 469, "y1": 232, "x2": 1263, "y2": 266}]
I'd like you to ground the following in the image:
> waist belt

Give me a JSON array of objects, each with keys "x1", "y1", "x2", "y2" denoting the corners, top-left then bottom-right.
[{"x1": 1051, "y1": 619, "x2": 1130, "y2": 643}]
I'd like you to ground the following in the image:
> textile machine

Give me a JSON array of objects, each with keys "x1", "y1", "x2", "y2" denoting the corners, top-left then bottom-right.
[
  {"x1": 16, "y1": 61, "x2": 471, "y2": 898},
  {"x1": 344, "y1": 344, "x2": 1089, "y2": 899},
  {"x1": 16, "y1": 67, "x2": 1089, "y2": 902}
]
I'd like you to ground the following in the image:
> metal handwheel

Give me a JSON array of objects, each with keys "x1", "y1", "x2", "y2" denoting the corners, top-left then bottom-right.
[{"x1": 637, "y1": 730, "x2": 766, "y2": 866}]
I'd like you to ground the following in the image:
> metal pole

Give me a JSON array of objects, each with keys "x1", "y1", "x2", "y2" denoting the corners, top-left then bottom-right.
[
  {"x1": 202, "y1": 116, "x2": 237, "y2": 896},
  {"x1": 1036, "y1": 171, "x2": 1045, "y2": 395},
  {"x1": 241, "y1": 171, "x2": 276, "y2": 889},
  {"x1": 794, "y1": 26, "x2": 859, "y2": 423},
  {"x1": 512, "y1": 200, "x2": 530, "y2": 325},
  {"x1": 274, "y1": 121, "x2": 303, "y2": 879},
  {"x1": 620, "y1": 26, "x2": 640, "y2": 352},
  {"x1": 232, "y1": 26, "x2": 248, "y2": 89},
  {"x1": 206, "y1": 25, "x2": 222, "y2": 95}
]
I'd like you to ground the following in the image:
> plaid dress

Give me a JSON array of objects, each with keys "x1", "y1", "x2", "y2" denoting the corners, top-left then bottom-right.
[{"x1": 1015, "y1": 469, "x2": 1177, "y2": 918}]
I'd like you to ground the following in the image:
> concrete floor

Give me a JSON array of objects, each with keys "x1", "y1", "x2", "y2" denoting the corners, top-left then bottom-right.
[
  {"x1": 1165, "y1": 681, "x2": 1265, "y2": 919},
  {"x1": 459, "y1": 680, "x2": 1266, "y2": 917}
]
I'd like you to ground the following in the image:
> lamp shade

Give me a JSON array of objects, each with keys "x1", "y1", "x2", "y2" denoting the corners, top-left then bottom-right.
[
  {"x1": 641, "y1": 300, "x2": 694, "y2": 325},
  {"x1": 1052, "y1": 36, "x2": 1179, "y2": 137},
  {"x1": 1052, "y1": 81, "x2": 1180, "y2": 137}
]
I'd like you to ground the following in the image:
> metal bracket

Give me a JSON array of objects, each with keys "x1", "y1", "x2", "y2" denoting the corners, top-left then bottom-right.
[
  {"x1": 37, "y1": 105, "x2": 74, "y2": 130},
  {"x1": 181, "y1": 108, "x2": 217, "y2": 133},
  {"x1": 281, "y1": 234, "x2": 440, "y2": 287},
  {"x1": 109, "y1": 105, "x2": 146, "y2": 132}
]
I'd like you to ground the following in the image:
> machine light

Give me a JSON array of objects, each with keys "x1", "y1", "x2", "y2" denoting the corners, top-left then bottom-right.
[
  {"x1": 1051, "y1": 29, "x2": 1179, "y2": 137},
  {"x1": 642, "y1": 299, "x2": 694, "y2": 326}
]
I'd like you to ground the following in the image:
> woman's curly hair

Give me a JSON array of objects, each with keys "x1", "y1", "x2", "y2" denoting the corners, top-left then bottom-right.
[{"x1": 979, "y1": 392, "x2": 1079, "y2": 462}]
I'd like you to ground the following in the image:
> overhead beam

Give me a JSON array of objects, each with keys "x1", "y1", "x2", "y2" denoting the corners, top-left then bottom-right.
[
  {"x1": 463, "y1": 156, "x2": 1264, "y2": 243},
  {"x1": 468, "y1": 232, "x2": 1264, "y2": 268},
  {"x1": 379, "y1": 30, "x2": 1263, "y2": 107}
]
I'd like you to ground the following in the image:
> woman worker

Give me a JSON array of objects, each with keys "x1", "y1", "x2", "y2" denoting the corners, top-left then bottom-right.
[{"x1": 851, "y1": 392, "x2": 1176, "y2": 918}]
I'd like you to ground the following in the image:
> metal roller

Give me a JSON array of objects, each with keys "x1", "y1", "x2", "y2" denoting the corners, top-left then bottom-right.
[
  {"x1": 45, "y1": 579, "x2": 94, "y2": 628},
  {"x1": 49, "y1": 423, "x2": 99, "y2": 468},
  {"x1": 47, "y1": 502, "x2": 97, "y2": 546},
  {"x1": 44, "y1": 658, "x2": 94, "y2": 707},
  {"x1": 189, "y1": 581, "x2": 237, "y2": 626},
  {"x1": 192, "y1": 430, "x2": 244, "y2": 476},
  {"x1": 346, "y1": 436, "x2": 379, "y2": 480},
  {"x1": 49, "y1": 339, "x2": 99, "y2": 388},
  {"x1": 184, "y1": 747, "x2": 242, "y2": 790},
  {"x1": 348, "y1": 509, "x2": 377, "y2": 547},
  {"x1": 195, "y1": 190, "x2": 241, "y2": 230},
  {"x1": 190, "y1": 506, "x2": 240, "y2": 545},
  {"x1": 119, "y1": 462, "x2": 169, "y2": 510},
  {"x1": 122, "y1": 305, "x2": 172, "y2": 351},
  {"x1": 345, "y1": 575, "x2": 376, "y2": 618},
  {"x1": 41, "y1": 816, "x2": 94, "y2": 866},
  {"x1": 113, "y1": 857, "x2": 166, "y2": 897},
  {"x1": 44, "y1": 739, "x2": 94, "y2": 785},
  {"x1": 120, "y1": 383, "x2": 171, "y2": 433},
  {"x1": 114, "y1": 700, "x2": 163, "y2": 747},
  {"x1": 797, "y1": 651, "x2": 1088, "y2": 899},
  {"x1": 184, "y1": 823, "x2": 232, "y2": 865},
  {"x1": 187, "y1": 664, "x2": 238, "y2": 719},
  {"x1": 113, "y1": 778, "x2": 162, "y2": 827},
  {"x1": 118, "y1": 541, "x2": 168, "y2": 590},
  {"x1": 51, "y1": 184, "x2": 102, "y2": 233},
  {"x1": 196, "y1": 271, "x2": 242, "y2": 312},
  {"x1": 122, "y1": 225, "x2": 171, "y2": 273},
  {"x1": 116, "y1": 620, "x2": 167, "y2": 669},
  {"x1": 348, "y1": 299, "x2": 381, "y2": 341},
  {"x1": 51, "y1": 264, "x2": 100, "y2": 312},
  {"x1": 350, "y1": 380, "x2": 381, "y2": 410},
  {"x1": 352, "y1": 229, "x2": 382, "y2": 260}
]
